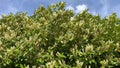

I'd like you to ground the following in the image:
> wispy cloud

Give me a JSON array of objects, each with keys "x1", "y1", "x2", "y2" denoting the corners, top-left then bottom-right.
[
  {"x1": 100, "y1": 0, "x2": 109, "y2": 17},
  {"x1": 110, "y1": 5, "x2": 120, "y2": 17},
  {"x1": 66, "y1": 5, "x2": 74, "y2": 10},
  {"x1": 8, "y1": 6, "x2": 18, "y2": 13},
  {"x1": 0, "y1": 0, "x2": 120, "y2": 17},
  {"x1": 90, "y1": 10, "x2": 97, "y2": 15}
]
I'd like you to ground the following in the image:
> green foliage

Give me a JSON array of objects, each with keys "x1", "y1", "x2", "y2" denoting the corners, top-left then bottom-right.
[{"x1": 0, "y1": 2, "x2": 120, "y2": 68}]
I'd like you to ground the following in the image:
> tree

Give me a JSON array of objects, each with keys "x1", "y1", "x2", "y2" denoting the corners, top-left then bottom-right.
[{"x1": 0, "y1": 2, "x2": 120, "y2": 68}]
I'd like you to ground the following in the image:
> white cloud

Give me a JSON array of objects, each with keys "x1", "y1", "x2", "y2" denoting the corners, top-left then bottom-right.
[
  {"x1": 66, "y1": 5, "x2": 74, "y2": 10},
  {"x1": 66, "y1": 4, "x2": 88, "y2": 13},
  {"x1": 75, "y1": 4, "x2": 88, "y2": 13}
]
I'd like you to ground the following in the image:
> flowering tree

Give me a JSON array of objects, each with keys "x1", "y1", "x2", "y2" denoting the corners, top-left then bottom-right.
[{"x1": 0, "y1": 2, "x2": 120, "y2": 68}]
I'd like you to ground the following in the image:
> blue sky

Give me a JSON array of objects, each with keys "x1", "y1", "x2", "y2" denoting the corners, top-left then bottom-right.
[{"x1": 0, "y1": 0, "x2": 120, "y2": 18}]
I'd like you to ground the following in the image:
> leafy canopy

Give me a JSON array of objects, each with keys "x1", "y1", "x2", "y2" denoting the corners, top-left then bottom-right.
[{"x1": 0, "y1": 2, "x2": 120, "y2": 68}]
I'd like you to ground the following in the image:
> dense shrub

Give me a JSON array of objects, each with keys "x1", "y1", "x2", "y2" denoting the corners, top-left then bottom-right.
[{"x1": 0, "y1": 2, "x2": 120, "y2": 68}]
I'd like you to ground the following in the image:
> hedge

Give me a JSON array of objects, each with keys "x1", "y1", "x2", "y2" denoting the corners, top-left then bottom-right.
[{"x1": 0, "y1": 2, "x2": 120, "y2": 68}]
